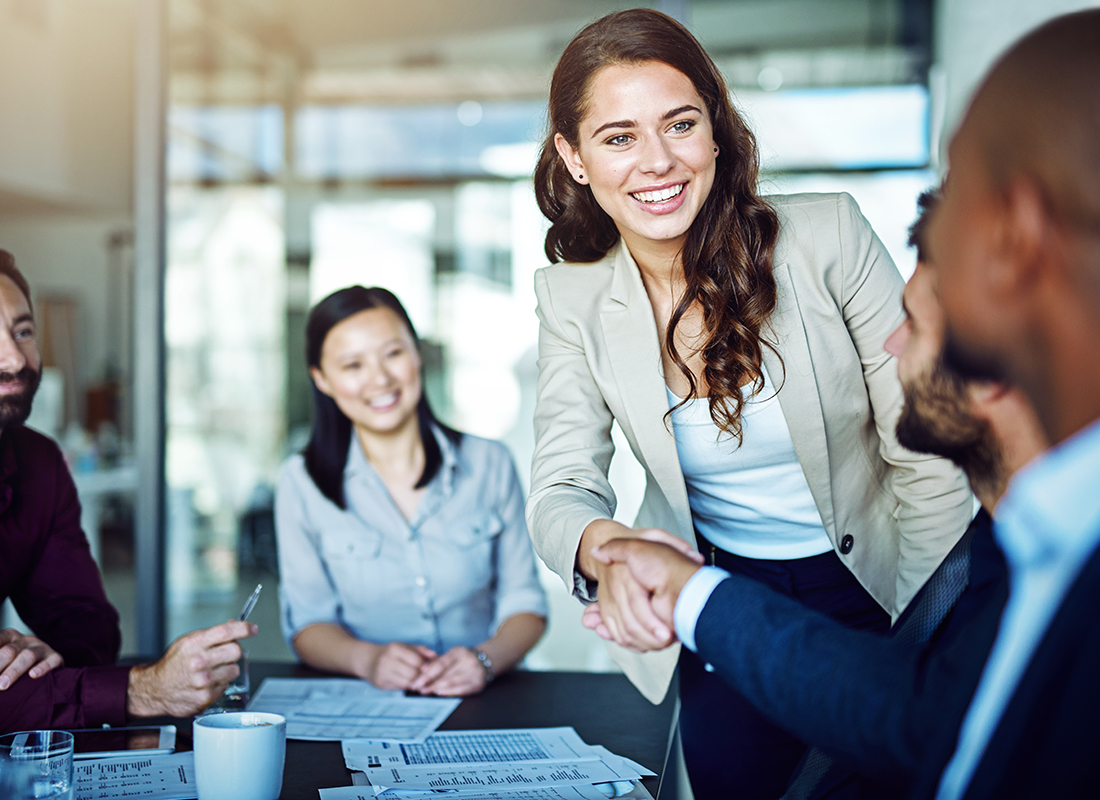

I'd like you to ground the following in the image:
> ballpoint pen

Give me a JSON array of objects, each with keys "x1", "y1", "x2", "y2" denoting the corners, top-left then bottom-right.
[{"x1": 238, "y1": 583, "x2": 262, "y2": 622}]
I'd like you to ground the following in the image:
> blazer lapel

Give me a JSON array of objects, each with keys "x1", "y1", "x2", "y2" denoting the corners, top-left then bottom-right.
[
  {"x1": 765, "y1": 261, "x2": 837, "y2": 535},
  {"x1": 599, "y1": 245, "x2": 692, "y2": 535}
]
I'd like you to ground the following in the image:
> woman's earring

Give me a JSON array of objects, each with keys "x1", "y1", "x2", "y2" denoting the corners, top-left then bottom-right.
[
  {"x1": 578, "y1": 173, "x2": 584, "y2": 180},
  {"x1": 713, "y1": 147, "x2": 719, "y2": 154}
]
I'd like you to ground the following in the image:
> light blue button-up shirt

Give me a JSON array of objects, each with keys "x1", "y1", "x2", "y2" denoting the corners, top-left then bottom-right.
[
  {"x1": 275, "y1": 428, "x2": 548, "y2": 655},
  {"x1": 935, "y1": 418, "x2": 1100, "y2": 799}
]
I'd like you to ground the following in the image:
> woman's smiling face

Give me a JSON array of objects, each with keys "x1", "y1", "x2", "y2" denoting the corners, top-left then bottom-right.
[
  {"x1": 310, "y1": 306, "x2": 422, "y2": 438},
  {"x1": 555, "y1": 60, "x2": 718, "y2": 262}
]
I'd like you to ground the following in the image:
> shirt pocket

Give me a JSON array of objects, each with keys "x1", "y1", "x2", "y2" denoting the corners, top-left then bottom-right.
[
  {"x1": 318, "y1": 526, "x2": 386, "y2": 612},
  {"x1": 448, "y1": 510, "x2": 504, "y2": 548},
  {"x1": 433, "y1": 511, "x2": 503, "y2": 597},
  {"x1": 320, "y1": 526, "x2": 383, "y2": 562}
]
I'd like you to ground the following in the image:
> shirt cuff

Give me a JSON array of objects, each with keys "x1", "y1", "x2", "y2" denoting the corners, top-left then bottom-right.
[
  {"x1": 674, "y1": 566, "x2": 730, "y2": 652},
  {"x1": 81, "y1": 666, "x2": 132, "y2": 727}
]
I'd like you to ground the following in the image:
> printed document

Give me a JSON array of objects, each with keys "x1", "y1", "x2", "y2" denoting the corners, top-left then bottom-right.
[
  {"x1": 318, "y1": 783, "x2": 629, "y2": 800},
  {"x1": 247, "y1": 677, "x2": 459, "y2": 742},
  {"x1": 74, "y1": 751, "x2": 195, "y2": 800},
  {"x1": 339, "y1": 727, "x2": 654, "y2": 796},
  {"x1": 342, "y1": 727, "x2": 595, "y2": 769}
]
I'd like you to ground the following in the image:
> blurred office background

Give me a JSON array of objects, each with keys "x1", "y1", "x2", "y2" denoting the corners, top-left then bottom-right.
[{"x1": 1, "y1": 0, "x2": 1094, "y2": 668}]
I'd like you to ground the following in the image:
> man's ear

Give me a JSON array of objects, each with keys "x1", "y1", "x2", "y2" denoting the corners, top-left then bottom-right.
[
  {"x1": 554, "y1": 133, "x2": 589, "y2": 185},
  {"x1": 310, "y1": 366, "x2": 333, "y2": 398},
  {"x1": 966, "y1": 380, "x2": 1010, "y2": 415},
  {"x1": 995, "y1": 177, "x2": 1048, "y2": 294}
]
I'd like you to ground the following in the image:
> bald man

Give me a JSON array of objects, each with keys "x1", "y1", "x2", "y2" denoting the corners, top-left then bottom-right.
[{"x1": 922, "y1": 10, "x2": 1100, "y2": 799}]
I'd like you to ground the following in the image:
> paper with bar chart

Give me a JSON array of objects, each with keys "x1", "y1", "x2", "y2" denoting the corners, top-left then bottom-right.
[{"x1": 338, "y1": 727, "x2": 654, "y2": 799}]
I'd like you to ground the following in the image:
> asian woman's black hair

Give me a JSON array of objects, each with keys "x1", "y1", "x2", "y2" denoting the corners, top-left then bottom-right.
[{"x1": 303, "y1": 285, "x2": 461, "y2": 509}]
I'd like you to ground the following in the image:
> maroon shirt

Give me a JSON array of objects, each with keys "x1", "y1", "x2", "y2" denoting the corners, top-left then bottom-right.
[{"x1": 0, "y1": 424, "x2": 129, "y2": 732}]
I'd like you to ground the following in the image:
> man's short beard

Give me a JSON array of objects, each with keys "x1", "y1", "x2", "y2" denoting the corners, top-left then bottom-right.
[
  {"x1": 896, "y1": 356, "x2": 1003, "y2": 496},
  {"x1": 0, "y1": 366, "x2": 41, "y2": 428}
]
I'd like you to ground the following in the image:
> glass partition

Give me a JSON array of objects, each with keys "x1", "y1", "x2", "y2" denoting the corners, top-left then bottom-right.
[{"x1": 163, "y1": 0, "x2": 938, "y2": 669}]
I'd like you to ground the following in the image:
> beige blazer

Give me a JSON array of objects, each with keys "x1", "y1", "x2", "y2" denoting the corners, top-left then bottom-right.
[{"x1": 526, "y1": 193, "x2": 974, "y2": 704}]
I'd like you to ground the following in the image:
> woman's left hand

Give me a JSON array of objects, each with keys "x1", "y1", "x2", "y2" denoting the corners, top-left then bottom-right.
[{"x1": 409, "y1": 646, "x2": 488, "y2": 696}]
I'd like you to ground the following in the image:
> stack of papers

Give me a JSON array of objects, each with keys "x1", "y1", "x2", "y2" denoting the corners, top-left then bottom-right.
[
  {"x1": 73, "y1": 752, "x2": 196, "y2": 800},
  {"x1": 247, "y1": 677, "x2": 460, "y2": 742},
  {"x1": 318, "y1": 727, "x2": 655, "y2": 800}
]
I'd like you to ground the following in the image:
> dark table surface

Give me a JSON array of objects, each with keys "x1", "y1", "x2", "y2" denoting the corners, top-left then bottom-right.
[{"x1": 173, "y1": 661, "x2": 678, "y2": 800}]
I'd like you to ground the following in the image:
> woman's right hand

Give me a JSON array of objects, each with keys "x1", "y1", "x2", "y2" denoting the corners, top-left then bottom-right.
[
  {"x1": 363, "y1": 642, "x2": 438, "y2": 690},
  {"x1": 578, "y1": 520, "x2": 703, "y2": 653}
]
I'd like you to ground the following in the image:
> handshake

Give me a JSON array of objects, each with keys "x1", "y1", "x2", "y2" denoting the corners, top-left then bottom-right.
[{"x1": 581, "y1": 532, "x2": 708, "y2": 654}]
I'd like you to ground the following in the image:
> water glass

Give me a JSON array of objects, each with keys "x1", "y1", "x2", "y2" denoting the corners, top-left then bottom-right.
[
  {"x1": 223, "y1": 647, "x2": 250, "y2": 706},
  {"x1": 0, "y1": 730, "x2": 74, "y2": 800}
]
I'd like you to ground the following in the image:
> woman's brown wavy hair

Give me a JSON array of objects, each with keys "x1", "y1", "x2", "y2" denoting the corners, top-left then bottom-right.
[{"x1": 534, "y1": 8, "x2": 782, "y2": 441}]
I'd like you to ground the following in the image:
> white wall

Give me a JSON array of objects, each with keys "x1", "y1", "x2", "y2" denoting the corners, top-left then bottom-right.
[
  {"x1": 0, "y1": 0, "x2": 135, "y2": 212},
  {"x1": 935, "y1": 0, "x2": 1100, "y2": 152},
  {"x1": 0, "y1": 0, "x2": 137, "y2": 428}
]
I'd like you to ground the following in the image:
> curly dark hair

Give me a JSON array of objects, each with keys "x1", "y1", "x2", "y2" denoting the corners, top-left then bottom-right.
[{"x1": 534, "y1": 8, "x2": 782, "y2": 440}]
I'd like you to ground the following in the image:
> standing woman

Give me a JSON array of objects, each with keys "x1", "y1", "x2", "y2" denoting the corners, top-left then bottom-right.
[
  {"x1": 526, "y1": 9, "x2": 972, "y2": 797},
  {"x1": 277, "y1": 286, "x2": 547, "y2": 697}
]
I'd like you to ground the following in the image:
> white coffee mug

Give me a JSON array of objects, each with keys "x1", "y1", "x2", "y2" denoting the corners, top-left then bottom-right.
[{"x1": 193, "y1": 711, "x2": 286, "y2": 800}]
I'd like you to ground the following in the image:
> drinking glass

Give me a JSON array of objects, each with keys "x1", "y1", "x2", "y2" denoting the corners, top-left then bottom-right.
[
  {"x1": 0, "y1": 731, "x2": 74, "y2": 800},
  {"x1": 223, "y1": 648, "x2": 250, "y2": 707}
]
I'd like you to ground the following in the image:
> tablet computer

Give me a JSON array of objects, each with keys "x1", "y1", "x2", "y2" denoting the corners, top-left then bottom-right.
[{"x1": 68, "y1": 725, "x2": 176, "y2": 759}]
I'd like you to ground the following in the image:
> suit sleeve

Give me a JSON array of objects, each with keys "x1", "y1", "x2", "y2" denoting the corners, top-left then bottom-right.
[
  {"x1": 833, "y1": 193, "x2": 973, "y2": 610},
  {"x1": 10, "y1": 446, "x2": 120, "y2": 668},
  {"x1": 693, "y1": 561, "x2": 1001, "y2": 788},
  {"x1": 525, "y1": 268, "x2": 618, "y2": 600}
]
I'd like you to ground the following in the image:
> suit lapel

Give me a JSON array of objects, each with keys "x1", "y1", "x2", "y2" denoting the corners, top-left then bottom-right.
[
  {"x1": 963, "y1": 538, "x2": 1100, "y2": 799},
  {"x1": 599, "y1": 245, "x2": 692, "y2": 535},
  {"x1": 765, "y1": 261, "x2": 837, "y2": 534}
]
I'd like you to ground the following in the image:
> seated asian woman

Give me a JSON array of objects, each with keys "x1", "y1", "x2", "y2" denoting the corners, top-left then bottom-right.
[{"x1": 275, "y1": 286, "x2": 547, "y2": 696}]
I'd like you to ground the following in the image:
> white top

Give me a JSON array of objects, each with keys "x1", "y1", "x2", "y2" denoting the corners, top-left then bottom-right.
[
  {"x1": 935, "y1": 418, "x2": 1100, "y2": 799},
  {"x1": 668, "y1": 365, "x2": 833, "y2": 560}
]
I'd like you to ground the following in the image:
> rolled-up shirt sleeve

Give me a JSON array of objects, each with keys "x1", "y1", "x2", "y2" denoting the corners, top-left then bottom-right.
[
  {"x1": 275, "y1": 459, "x2": 342, "y2": 647},
  {"x1": 488, "y1": 449, "x2": 549, "y2": 634}
]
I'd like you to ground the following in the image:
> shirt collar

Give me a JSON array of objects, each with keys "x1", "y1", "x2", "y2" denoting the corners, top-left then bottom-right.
[{"x1": 995, "y1": 417, "x2": 1100, "y2": 567}]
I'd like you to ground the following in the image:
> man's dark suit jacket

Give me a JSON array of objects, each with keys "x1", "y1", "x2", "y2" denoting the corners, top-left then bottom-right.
[
  {"x1": 0, "y1": 424, "x2": 129, "y2": 732},
  {"x1": 692, "y1": 510, "x2": 1007, "y2": 794},
  {"x1": 910, "y1": 534, "x2": 1100, "y2": 799}
]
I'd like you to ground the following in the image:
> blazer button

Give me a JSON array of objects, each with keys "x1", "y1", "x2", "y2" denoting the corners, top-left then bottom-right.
[{"x1": 839, "y1": 534, "x2": 854, "y2": 555}]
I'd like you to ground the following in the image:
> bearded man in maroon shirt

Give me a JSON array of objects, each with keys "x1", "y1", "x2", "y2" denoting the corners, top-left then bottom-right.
[{"x1": 0, "y1": 249, "x2": 256, "y2": 732}]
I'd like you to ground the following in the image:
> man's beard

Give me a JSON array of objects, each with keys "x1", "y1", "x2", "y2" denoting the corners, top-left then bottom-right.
[
  {"x1": 896, "y1": 356, "x2": 1003, "y2": 494},
  {"x1": 0, "y1": 366, "x2": 41, "y2": 428}
]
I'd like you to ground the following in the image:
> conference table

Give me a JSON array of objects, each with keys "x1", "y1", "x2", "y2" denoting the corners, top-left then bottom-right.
[{"x1": 174, "y1": 661, "x2": 680, "y2": 800}]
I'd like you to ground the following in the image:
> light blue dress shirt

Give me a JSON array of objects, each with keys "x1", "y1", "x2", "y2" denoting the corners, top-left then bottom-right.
[
  {"x1": 275, "y1": 427, "x2": 548, "y2": 655},
  {"x1": 935, "y1": 418, "x2": 1100, "y2": 799}
]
